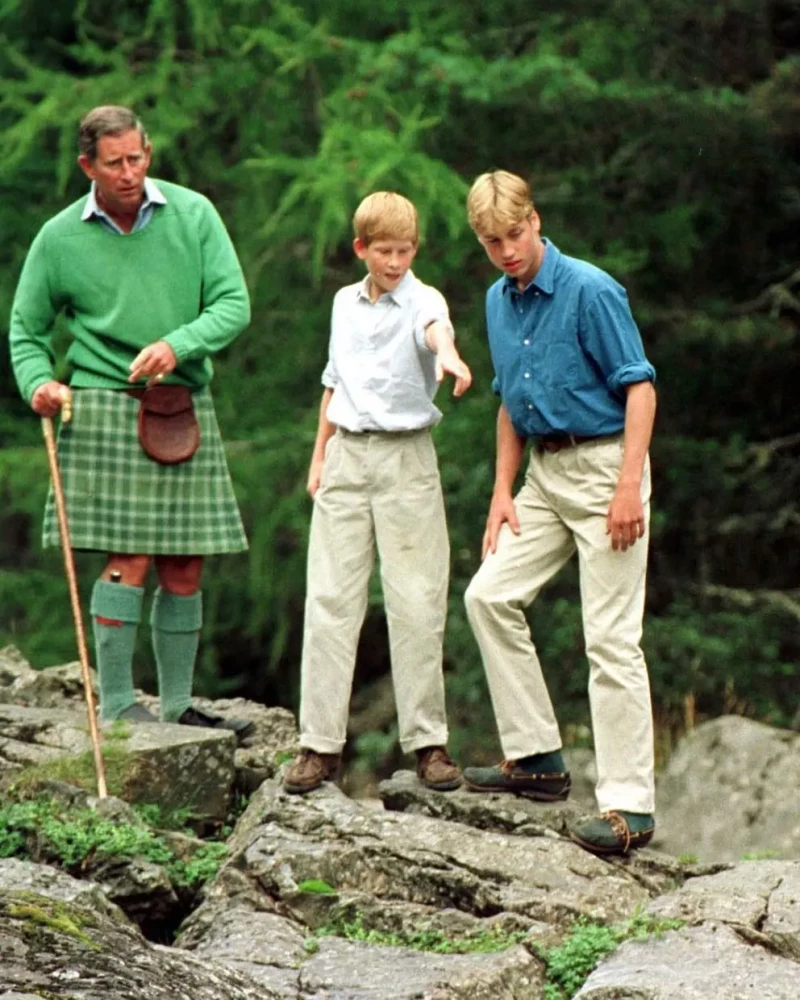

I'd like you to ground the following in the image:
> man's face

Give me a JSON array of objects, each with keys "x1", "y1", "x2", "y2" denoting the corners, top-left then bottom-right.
[
  {"x1": 78, "y1": 130, "x2": 151, "y2": 216},
  {"x1": 354, "y1": 237, "x2": 418, "y2": 300},
  {"x1": 479, "y1": 212, "x2": 544, "y2": 287}
]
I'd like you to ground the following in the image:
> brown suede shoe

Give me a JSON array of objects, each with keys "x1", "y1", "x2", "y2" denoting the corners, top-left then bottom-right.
[
  {"x1": 416, "y1": 746, "x2": 462, "y2": 791},
  {"x1": 283, "y1": 749, "x2": 341, "y2": 794}
]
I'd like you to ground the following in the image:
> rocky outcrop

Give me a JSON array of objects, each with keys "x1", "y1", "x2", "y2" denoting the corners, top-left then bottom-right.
[
  {"x1": 0, "y1": 702, "x2": 236, "y2": 820},
  {"x1": 577, "y1": 861, "x2": 800, "y2": 998},
  {"x1": 174, "y1": 775, "x2": 696, "y2": 999},
  {"x1": 0, "y1": 645, "x2": 298, "y2": 817},
  {"x1": 0, "y1": 861, "x2": 276, "y2": 999},
  {"x1": 654, "y1": 715, "x2": 800, "y2": 861},
  {"x1": 0, "y1": 647, "x2": 798, "y2": 998}
]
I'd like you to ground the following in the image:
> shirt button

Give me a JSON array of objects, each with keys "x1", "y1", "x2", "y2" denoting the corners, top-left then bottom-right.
[
  {"x1": 527, "y1": 404, "x2": 533, "y2": 410},
  {"x1": 524, "y1": 372, "x2": 531, "y2": 379},
  {"x1": 533, "y1": 290, "x2": 540, "y2": 296},
  {"x1": 523, "y1": 339, "x2": 530, "y2": 345}
]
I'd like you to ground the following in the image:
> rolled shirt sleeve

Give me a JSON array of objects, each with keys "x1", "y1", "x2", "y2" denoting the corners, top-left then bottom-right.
[
  {"x1": 580, "y1": 285, "x2": 656, "y2": 395},
  {"x1": 321, "y1": 357, "x2": 338, "y2": 389}
]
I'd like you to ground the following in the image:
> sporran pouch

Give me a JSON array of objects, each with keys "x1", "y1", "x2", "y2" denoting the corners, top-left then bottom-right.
[{"x1": 137, "y1": 385, "x2": 200, "y2": 465}]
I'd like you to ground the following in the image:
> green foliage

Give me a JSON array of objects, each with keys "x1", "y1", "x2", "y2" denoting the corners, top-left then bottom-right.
[
  {"x1": 0, "y1": 0, "x2": 798, "y2": 775},
  {"x1": 5, "y1": 744, "x2": 134, "y2": 800},
  {"x1": 297, "y1": 878, "x2": 337, "y2": 895},
  {"x1": 0, "y1": 799, "x2": 172, "y2": 867},
  {"x1": 167, "y1": 842, "x2": 227, "y2": 887},
  {"x1": 541, "y1": 912, "x2": 685, "y2": 999},
  {"x1": 0, "y1": 797, "x2": 226, "y2": 888},
  {"x1": 315, "y1": 912, "x2": 527, "y2": 954}
]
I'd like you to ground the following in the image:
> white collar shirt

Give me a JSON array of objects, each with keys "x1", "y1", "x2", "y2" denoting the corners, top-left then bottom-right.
[
  {"x1": 323, "y1": 270, "x2": 453, "y2": 432},
  {"x1": 81, "y1": 177, "x2": 167, "y2": 234}
]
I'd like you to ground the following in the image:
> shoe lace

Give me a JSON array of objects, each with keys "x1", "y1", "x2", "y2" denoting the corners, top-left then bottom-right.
[
  {"x1": 601, "y1": 810, "x2": 631, "y2": 853},
  {"x1": 418, "y1": 746, "x2": 455, "y2": 769},
  {"x1": 500, "y1": 759, "x2": 515, "y2": 776}
]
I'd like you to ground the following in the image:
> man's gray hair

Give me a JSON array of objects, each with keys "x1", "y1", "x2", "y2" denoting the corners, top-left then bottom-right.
[{"x1": 79, "y1": 106, "x2": 148, "y2": 161}]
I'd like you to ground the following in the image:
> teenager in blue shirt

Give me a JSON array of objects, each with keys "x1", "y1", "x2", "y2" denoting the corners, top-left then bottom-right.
[{"x1": 462, "y1": 170, "x2": 657, "y2": 856}]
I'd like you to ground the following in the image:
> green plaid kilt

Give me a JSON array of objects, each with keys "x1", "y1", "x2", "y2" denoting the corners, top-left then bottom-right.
[{"x1": 43, "y1": 388, "x2": 248, "y2": 555}]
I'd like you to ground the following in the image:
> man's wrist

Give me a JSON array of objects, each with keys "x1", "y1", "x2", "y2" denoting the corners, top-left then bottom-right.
[{"x1": 492, "y1": 484, "x2": 514, "y2": 501}]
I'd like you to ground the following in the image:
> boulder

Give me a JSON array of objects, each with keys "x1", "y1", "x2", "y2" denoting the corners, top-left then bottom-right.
[
  {"x1": 654, "y1": 715, "x2": 800, "y2": 861},
  {"x1": 646, "y1": 860, "x2": 800, "y2": 961},
  {"x1": 576, "y1": 922, "x2": 800, "y2": 999},
  {"x1": 0, "y1": 645, "x2": 299, "y2": 805},
  {"x1": 0, "y1": 703, "x2": 235, "y2": 820},
  {"x1": 177, "y1": 776, "x2": 675, "y2": 998},
  {"x1": 0, "y1": 860, "x2": 275, "y2": 999}
]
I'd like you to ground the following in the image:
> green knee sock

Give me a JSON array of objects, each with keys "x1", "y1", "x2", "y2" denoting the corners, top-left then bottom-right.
[
  {"x1": 151, "y1": 588, "x2": 202, "y2": 722},
  {"x1": 90, "y1": 579, "x2": 144, "y2": 722}
]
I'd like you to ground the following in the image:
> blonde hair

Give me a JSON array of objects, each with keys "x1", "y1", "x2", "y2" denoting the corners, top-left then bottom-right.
[
  {"x1": 467, "y1": 171, "x2": 534, "y2": 236},
  {"x1": 353, "y1": 192, "x2": 419, "y2": 245}
]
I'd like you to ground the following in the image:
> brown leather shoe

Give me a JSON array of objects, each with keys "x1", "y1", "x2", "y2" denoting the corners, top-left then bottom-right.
[
  {"x1": 416, "y1": 746, "x2": 462, "y2": 791},
  {"x1": 283, "y1": 749, "x2": 341, "y2": 794}
]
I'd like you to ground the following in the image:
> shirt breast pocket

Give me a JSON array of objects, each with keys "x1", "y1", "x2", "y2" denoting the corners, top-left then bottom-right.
[{"x1": 542, "y1": 337, "x2": 580, "y2": 388}]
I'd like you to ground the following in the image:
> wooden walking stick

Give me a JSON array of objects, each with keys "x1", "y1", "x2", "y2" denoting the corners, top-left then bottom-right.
[{"x1": 42, "y1": 388, "x2": 108, "y2": 798}]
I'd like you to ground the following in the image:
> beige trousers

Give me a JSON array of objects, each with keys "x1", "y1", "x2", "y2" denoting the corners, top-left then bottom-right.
[
  {"x1": 464, "y1": 435, "x2": 655, "y2": 814},
  {"x1": 300, "y1": 428, "x2": 450, "y2": 754}
]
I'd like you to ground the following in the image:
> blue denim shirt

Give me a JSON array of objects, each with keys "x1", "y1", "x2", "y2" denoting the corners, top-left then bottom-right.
[{"x1": 486, "y1": 239, "x2": 655, "y2": 438}]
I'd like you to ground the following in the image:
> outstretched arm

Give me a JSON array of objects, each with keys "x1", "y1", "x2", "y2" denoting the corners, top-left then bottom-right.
[{"x1": 424, "y1": 320, "x2": 472, "y2": 396}]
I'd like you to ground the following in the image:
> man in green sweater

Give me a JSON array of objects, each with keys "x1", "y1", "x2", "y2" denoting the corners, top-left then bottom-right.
[{"x1": 9, "y1": 105, "x2": 253, "y2": 738}]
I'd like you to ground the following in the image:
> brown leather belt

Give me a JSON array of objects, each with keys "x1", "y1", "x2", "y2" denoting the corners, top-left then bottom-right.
[{"x1": 537, "y1": 434, "x2": 606, "y2": 454}]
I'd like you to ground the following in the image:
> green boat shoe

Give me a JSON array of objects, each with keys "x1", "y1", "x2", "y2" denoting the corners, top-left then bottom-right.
[
  {"x1": 570, "y1": 810, "x2": 655, "y2": 856},
  {"x1": 463, "y1": 752, "x2": 571, "y2": 801}
]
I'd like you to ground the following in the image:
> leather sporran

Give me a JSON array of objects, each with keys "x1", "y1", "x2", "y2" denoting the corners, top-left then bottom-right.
[{"x1": 137, "y1": 385, "x2": 200, "y2": 465}]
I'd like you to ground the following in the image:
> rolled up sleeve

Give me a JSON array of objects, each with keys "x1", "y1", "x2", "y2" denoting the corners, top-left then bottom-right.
[
  {"x1": 321, "y1": 358, "x2": 338, "y2": 389},
  {"x1": 580, "y1": 286, "x2": 655, "y2": 396}
]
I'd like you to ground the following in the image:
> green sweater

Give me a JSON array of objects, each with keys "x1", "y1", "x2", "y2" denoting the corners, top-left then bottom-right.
[{"x1": 9, "y1": 180, "x2": 251, "y2": 403}]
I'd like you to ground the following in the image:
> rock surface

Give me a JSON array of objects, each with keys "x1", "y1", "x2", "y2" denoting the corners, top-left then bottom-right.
[
  {"x1": 0, "y1": 702, "x2": 235, "y2": 820},
  {"x1": 654, "y1": 714, "x2": 800, "y2": 861},
  {"x1": 0, "y1": 862, "x2": 276, "y2": 999},
  {"x1": 576, "y1": 923, "x2": 800, "y2": 999},
  {"x1": 0, "y1": 645, "x2": 298, "y2": 812},
  {"x1": 177, "y1": 775, "x2": 690, "y2": 999},
  {"x1": 1, "y1": 648, "x2": 798, "y2": 998}
]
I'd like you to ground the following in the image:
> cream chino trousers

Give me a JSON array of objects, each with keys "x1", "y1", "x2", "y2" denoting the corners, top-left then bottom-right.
[
  {"x1": 464, "y1": 435, "x2": 655, "y2": 814},
  {"x1": 300, "y1": 428, "x2": 450, "y2": 755}
]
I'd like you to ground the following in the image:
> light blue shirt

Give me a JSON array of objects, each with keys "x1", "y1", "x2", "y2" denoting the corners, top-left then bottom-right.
[
  {"x1": 486, "y1": 239, "x2": 655, "y2": 438},
  {"x1": 323, "y1": 270, "x2": 452, "y2": 432},
  {"x1": 81, "y1": 177, "x2": 167, "y2": 234}
]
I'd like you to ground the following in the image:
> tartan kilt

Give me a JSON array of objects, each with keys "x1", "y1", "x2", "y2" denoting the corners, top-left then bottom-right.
[{"x1": 43, "y1": 388, "x2": 248, "y2": 555}]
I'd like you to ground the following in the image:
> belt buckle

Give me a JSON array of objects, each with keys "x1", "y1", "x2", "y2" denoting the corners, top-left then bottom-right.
[{"x1": 540, "y1": 436, "x2": 573, "y2": 454}]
